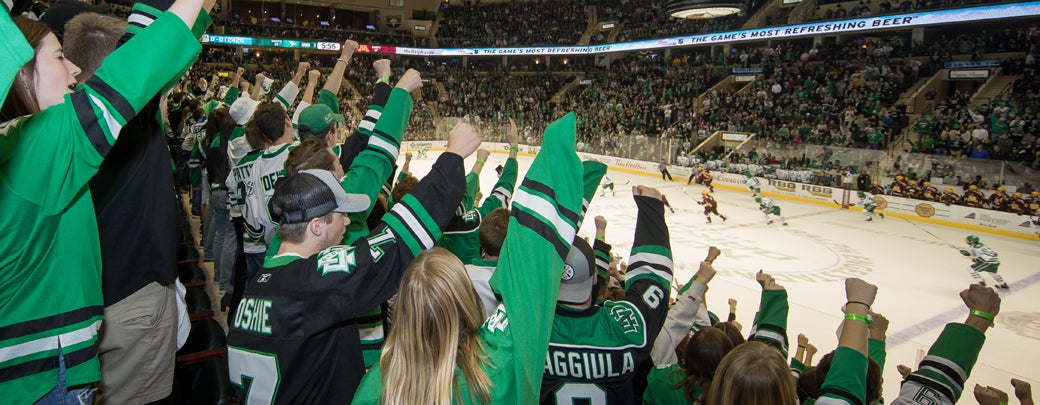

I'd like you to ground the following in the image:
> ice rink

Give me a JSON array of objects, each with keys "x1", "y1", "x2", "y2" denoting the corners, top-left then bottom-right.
[{"x1": 406, "y1": 148, "x2": 1040, "y2": 402}]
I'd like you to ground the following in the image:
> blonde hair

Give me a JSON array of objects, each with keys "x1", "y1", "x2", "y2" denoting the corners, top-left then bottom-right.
[
  {"x1": 380, "y1": 248, "x2": 491, "y2": 404},
  {"x1": 704, "y1": 341, "x2": 798, "y2": 405}
]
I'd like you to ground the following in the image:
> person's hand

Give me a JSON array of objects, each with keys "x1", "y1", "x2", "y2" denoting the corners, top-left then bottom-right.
[
  {"x1": 446, "y1": 121, "x2": 481, "y2": 158},
  {"x1": 705, "y1": 246, "x2": 721, "y2": 263},
  {"x1": 405, "y1": 152, "x2": 413, "y2": 161},
  {"x1": 869, "y1": 311, "x2": 889, "y2": 341},
  {"x1": 476, "y1": 148, "x2": 490, "y2": 162},
  {"x1": 296, "y1": 61, "x2": 311, "y2": 76},
  {"x1": 973, "y1": 384, "x2": 1009, "y2": 405},
  {"x1": 805, "y1": 343, "x2": 817, "y2": 357},
  {"x1": 240, "y1": 82, "x2": 251, "y2": 93},
  {"x1": 308, "y1": 69, "x2": 321, "y2": 83},
  {"x1": 373, "y1": 59, "x2": 392, "y2": 79},
  {"x1": 608, "y1": 260, "x2": 623, "y2": 281},
  {"x1": 506, "y1": 118, "x2": 518, "y2": 147},
  {"x1": 618, "y1": 261, "x2": 627, "y2": 274},
  {"x1": 595, "y1": 216, "x2": 607, "y2": 232},
  {"x1": 845, "y1": 278, "x2": 878, "y2": 309},
  {"x1": 1011, "y1": 379, "x2": 1033, "y2": 403},
  {"x1": 728, "y1": 298, "x2": 737, "y2": 308},
  {"x1": 632, "y1": 185, "x2": 662, "y2": 201},
  {"x1": 797, "y1": 333, "x2": 809, "y2": 347},
  {"x1": 395, "y1": 69, "x2": 423, "y2": 93},
  {"x1": 255, "y1": 72, "x2": 266, "y2": 83},
  {"x1": 896, "y1": 364, "x2": 913, "y2": 379},
  {"x1": 961, "y1": 283, "x2": 1001, "y2": 316},
  {"x1": 202, "y1": 0, "x2": 218, "y2": 13},
  {"x1": 340, "y1": 40, "x2": 360, "y2": 60},
  {"x1": 695, "y1": 261, "x2": 716, "y2": 284},
  {"x1": 756, "y1": 270, "x2": 784, "y2": 291}
]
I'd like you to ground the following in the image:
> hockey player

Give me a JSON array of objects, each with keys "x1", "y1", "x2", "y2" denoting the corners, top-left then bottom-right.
[
  {"x1": 850, "y1": 191, "x2": 885, "y2": 221},
  {"x1": 940, "y1": 187, "x2": 961, "y2": 206},
  {"x1": 959, "y1": 235, "x2": 1009, "y2": 289},
  {"x1": 745, "y1": 172, "x2": 762, "y2": 196},
  {"x1": 962, "y1": 185, "x2": 985, "y2": 208},
  {"x1": 756, "y1": 196, "x2": 788, "y2": 225},
  {"x1": 697, "y1": 168, "x2": 715, "y2": 192},
  {"x1": 697, "y1": 189, "x2": 728, "y2": 223},
  {"x1": 868, "y1": 180, "x2": 885, "y2": 195},
  {"x1": 687, "y1": 165, "x2": 702, "y2": 186},
  {"x1": 905, "y1": 179, "x2": 923, "y2": 199},
  {"x1": 921, "y1": 181, "x2": 940, "y2": 201},
  {"x1": 987, "y1": 186, "x2": 1011, "y2": 211},
  {"x1": 541, "y1": 185, "x2": 673, "y2": 404},
  {"x1": 1009, "y1": 192, "x2": 1030, "y2": 215},
  {"x1": 601, "y1": 173, "x2": 616, "y2": 197},
  {"x1": 889, "y1": 175, "x2": 908, "y2": 197}
]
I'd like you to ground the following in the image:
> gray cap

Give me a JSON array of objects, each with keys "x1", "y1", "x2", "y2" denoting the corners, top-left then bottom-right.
[
  {"x1": 558, "y1": 237, "x2": 596, "y2": 304},
  {"x1": 268, "y1": 169, "x2": 370, "y2": 224}
]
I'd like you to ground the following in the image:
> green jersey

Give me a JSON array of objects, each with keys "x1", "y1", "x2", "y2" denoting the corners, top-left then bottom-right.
[
  {"x1": 541, "y1": 195, "x2": 673, "y2": 404},
  {"x1": 0, "y1": 12, "x2": 201, "y2": 403},
  {"x1": 353, "y1": 112, "x2": 586, "y2": 404},
  {"x1": 437, "y1": 157, "x2": 519, "y2": 264}
]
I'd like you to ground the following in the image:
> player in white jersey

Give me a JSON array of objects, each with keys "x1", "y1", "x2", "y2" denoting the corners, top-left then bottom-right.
[
  {"x1": 755, "y1": 196, "x2": 788, "y2": 225},
  {"x1": 850, "y1": 190, "x2": 885, "y2": 221},
  {"x1": 600, "y1": 173, "x2": 616, "y2": 196},
  {"x1": 745, "y1": 172, "x2": 761, "y2": 196},
  {"x1": 959, "y1": 235, "x2": 1009, "y2": 289}
]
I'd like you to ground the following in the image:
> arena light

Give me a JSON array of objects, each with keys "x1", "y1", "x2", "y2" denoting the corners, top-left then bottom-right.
[{"x1": 665, "y1": 0, "x2": 744, "y2": 19}]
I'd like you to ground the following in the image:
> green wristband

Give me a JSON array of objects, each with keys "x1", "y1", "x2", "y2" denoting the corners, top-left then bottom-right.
[
  {"x1": 475, "y1": 160, "x2": 485, "y2": 165},
  {"x1": 970, "y1": 310, "x2": 995, "y2": 323},
  {"x1": 844, "y1": 313, "x2": 872, "y2": 325},
  {"x1": 377, "y1": 77, "x2": 390, "y2": 84},
  {"x1": 509, "y1": 146, "x2": 519, "y2": 151}
]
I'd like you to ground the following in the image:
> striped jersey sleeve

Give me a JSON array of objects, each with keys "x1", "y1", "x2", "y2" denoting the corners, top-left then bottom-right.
[
  {"x1": 890, "y1": 323, "x2": 985, "y2": 405},
  {"x1": 749, "y1": 289, "x2": 790, "y2": 357},
  {"x1": 478, "y1": 156, "x2": 519, "y2": 215},
  {"x1": 3, "y1": 11, "x2": 200, "y2": 213},
  {"x1": 817, "y1": 347, "x2": 869, "y2": 405},
  {"x1": 315, "y1": 152, "x2": 465, "y2": 319},
  {"x1": 489, "y1": 112, "x2": 584, "y2": 402},
  {"x1": 618, "y1": 195, "x2": 674, "y2": 368},
  {"x1": 340, "y1": 87, "x2": 409, "y2": 245},
  {"x1": 273, "y1": 81, "x2": 300, "y2": 112},
  {"x1": 593, "y1": 238, "x2": 612, "y2": 279}
]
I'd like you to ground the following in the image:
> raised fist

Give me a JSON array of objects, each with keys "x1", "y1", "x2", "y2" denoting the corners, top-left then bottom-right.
[
  {"x1": 395, "y1": 69, "x2": 423, "y2": 93},
  {"x1": 373, "y1": 59, "x2": 392, "y2": 79},
  {"x1": 446, "y1": 121, "x2": 481, "y2": 158}
]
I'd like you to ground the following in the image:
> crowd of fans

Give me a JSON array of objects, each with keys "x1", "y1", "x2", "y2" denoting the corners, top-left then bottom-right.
[
  {"x1": 436, "y1": 0, "x2": 587, "y2": 47},
  {"x1": 810, "y1": 0, "x2": 1010, "y2": 22}
]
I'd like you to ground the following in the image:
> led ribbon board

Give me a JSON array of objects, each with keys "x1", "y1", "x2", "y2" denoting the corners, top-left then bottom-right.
[{"x1": 202, "y1": 1, "x2": 1040, "y2": 56}]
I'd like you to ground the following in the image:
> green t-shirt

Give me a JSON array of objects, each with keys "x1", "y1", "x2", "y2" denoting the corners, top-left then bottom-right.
[{"x1": 644, "y1": 365, "x2": 698, "y2": 404}]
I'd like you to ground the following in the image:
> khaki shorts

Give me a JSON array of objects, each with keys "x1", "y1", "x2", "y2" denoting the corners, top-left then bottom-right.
[{"x1": 95, "y1": 282, "x2": 177, "y2": 404}]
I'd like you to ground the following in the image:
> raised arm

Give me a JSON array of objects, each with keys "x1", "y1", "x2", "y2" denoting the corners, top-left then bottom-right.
[
  {"x1": 7, "y1": 3, "x2": 204, "y2": 212},
  {"x1": 323, "y1": 40, "x2": 359, "y2": 98},
  {"x1": 317, "y1": 123, "x2": 478, "y2": 321},
  {"x1": 816, "y1": 278, "x2": 878, "y2": 405},
  {"x1": 250, "y1": 72, "x2": 265, "y2": 100},
  {"x1": 650, "y1": 247, "x2": 720, "y2": 366},
  {"x1": 890, "y1": 284, "x2": 1001, "y2": 405},
  {"x1": 748, "y1": 270, "x2": 790, "y2": 356},
  {"x1": 488, "y1": 112, "x2": 585, "y2": 402},
  {"x1": 339, "y1": 69, "x2": 423, "y2": 245}
]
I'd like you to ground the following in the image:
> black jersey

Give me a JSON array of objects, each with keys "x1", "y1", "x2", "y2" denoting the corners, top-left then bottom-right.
[{"x1": 226, "y1": 153, "x2": 465, "y2": 404}]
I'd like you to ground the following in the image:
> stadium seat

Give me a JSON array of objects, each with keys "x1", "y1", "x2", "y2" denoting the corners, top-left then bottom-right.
[
  {"x1": 178, "y1": 263, "x2": 207, "y2": 288},
  {"x1": 178, "y1": 244, "x2": 200, "y2": 264},
  {"x1": 176, "y1": 317, "x2": 226, "y2": 366},
  {"x1": 184, "y1": 287, "x2": 215, "y2": 321}
]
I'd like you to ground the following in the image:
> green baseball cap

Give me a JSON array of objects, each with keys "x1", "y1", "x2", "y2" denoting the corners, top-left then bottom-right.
[{"x1": 297, "y1": 104, "x2": 344, "y2": 137}]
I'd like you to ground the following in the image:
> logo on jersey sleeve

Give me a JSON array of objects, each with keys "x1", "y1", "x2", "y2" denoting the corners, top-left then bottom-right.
[{"x1": 318, "y1": 245, "x2": 357, "y2": 275}]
